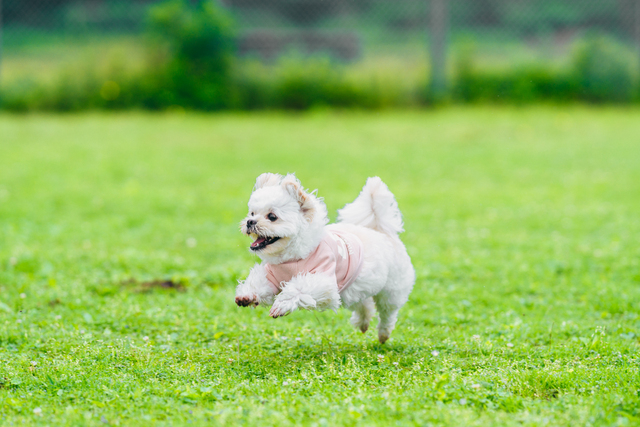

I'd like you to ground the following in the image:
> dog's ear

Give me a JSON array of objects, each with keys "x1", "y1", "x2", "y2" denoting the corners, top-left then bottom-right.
[
  {"x1": 254, "y1": 173, "x2": 282, "y2": 191},
  {"x1": 281, "y1": 174, "x2": 315, "y2": 221}
]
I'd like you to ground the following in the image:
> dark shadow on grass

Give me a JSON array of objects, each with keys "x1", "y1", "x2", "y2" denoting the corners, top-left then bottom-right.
[{"x1": 120, "y1": 278, "x2": 187, "y2": 293}]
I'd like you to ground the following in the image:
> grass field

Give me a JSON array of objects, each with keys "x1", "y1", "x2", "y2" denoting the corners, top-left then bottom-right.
[{"x1": 1, "y1": 107, "x2": 640, "y2": 426}]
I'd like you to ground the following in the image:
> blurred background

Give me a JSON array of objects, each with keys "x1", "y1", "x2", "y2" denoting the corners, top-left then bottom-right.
[{"x1": 1, "y1": 0, "x2": 639, "y2": 110}]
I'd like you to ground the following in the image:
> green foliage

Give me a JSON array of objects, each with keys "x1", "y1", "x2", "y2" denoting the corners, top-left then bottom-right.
[
  {"x1": 0, "y1": 79, "x2": 46, "y2": 112},
  {"x1": 0, "y1": 1, "x2": 418, "y2": 112},
  {"x1": 272, "y1": 60, "x2": 357, "y2": 109},
  {"x1": 454, "y1": 63, "x2": 579, "y2": 104},
  {"x1": 145, "y1": 0, "x2": 236, "y2": 110},
  {"x1": 0, "y1": 57, "x2": 416, "y2": 112},
  {"x1": 1, "y1": 109, "x2": 640, "y2": 425},
  {"x1": 231, "y1": 58, "x2": 403, "y2": 110},
  {"x1": 0, "y1": 0, "x2": 239, "y2": 112},
  {"x1": 2, "y1": 22, "x2": 640, "y2": 110},
  {"x1": 571, "y1": 34, "x2": 638, "y2": 103},
  {"x1": 453, "y1": 36, "x2": 639, "y2": 104}
]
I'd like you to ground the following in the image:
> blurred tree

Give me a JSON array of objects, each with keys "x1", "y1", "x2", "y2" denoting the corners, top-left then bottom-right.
[{"x1": 146, "y1": 0, "x2": 236, "y2": 109}]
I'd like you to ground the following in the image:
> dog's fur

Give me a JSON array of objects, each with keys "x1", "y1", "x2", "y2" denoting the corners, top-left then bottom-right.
[{"x1": 235, "y1": 173, "x2": 415, "y2": 343}]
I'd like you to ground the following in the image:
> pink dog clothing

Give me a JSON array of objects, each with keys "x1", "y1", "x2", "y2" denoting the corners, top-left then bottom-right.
[{"x1": 264, "y1": 228, "x2": 364, "y2": 294}]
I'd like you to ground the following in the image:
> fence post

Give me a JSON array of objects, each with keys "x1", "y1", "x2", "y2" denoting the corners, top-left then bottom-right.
[{"x1": 430, "y1": 0, "x2": 448, "y2": 100}]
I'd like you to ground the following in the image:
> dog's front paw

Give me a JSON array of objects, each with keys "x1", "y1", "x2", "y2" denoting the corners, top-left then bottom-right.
[{"x1": 235, "y1": 295, "x2": 258, "y2": 307}]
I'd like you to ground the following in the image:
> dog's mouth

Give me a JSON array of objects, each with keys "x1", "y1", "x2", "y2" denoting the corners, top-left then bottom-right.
[{"x1": 250, "y1": 235, "x2": 281, "y2": 251}]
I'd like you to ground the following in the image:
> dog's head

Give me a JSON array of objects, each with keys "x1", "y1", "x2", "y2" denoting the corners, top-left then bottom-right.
[{"x1": 240, "y1": 173, "x2": 328, "y2": 264}]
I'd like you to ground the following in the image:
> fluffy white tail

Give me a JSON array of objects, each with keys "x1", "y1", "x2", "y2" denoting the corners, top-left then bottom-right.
[{"x1": 337, "y1": 177, "x2": 404, "y2": 235}]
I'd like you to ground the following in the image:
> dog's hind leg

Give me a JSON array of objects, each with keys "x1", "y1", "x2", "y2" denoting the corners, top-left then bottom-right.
[
  {"x1": 373, "y1": 292, "x2": 404, "y2": 344},
  {"x1": 374, "y1": 254, "x2": 415, "y2": 343},
  {"x1": 349, "y1": 297, "x2": 375, "y2": 333}
]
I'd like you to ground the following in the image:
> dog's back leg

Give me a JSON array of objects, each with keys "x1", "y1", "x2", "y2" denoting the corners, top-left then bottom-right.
[
  {"x1": 375, "y1": 307, "x2": 399, "y2": 344},
  {"x1": 373, "y1": 291, "x2": 408, "y2": 344},
  {"x1": 349, "y1": 297, "x2": 375, "y2": 333},
  {"x1": 373, "y1": 250, "x2": 415, "y2": 343}
]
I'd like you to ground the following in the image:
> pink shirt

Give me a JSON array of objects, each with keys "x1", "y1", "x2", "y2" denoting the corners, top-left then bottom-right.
[{"x1": 264, "y1": 228, "x2": 364, "y2": 293}]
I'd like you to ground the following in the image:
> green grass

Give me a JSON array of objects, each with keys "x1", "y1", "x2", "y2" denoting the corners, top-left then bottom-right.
[{"x1": 1, "y1": 107, "x2": 640, "y2": 426}]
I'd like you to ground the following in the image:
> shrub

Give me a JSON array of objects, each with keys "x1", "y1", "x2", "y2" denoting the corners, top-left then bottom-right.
[
  {"x1": 145, "y1": 0, "x2": 236, "y2": 110},
  {"x1": 571, "y1": 34, "x2": 638, "y2": 103},
  {"x1": 454, "y1": 64, "x2": 579, "y2": 104},
  {"x1": 230, "y1": 57, "x2": 410, "y2": 110},
  {"x1": 452, "y1": 36, "x2": 639, "y2": 104},
  {"x1": 271, "y1": 59, "x2": 363, "y2": 109}
]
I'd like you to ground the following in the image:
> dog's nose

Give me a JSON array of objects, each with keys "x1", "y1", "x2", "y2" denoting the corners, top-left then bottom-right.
[{"x1": 247, "y1": 219, "x2": 257, "y2": 228}]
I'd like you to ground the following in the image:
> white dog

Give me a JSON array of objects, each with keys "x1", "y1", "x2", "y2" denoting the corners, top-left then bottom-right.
[{"x1": 235, "y1": 173, "x2": 415, "y2": 343}]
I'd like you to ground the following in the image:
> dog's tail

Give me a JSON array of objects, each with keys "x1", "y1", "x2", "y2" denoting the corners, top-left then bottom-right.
[{"x1": 337, "y1": 177, "x2": 404, "y2": 236}]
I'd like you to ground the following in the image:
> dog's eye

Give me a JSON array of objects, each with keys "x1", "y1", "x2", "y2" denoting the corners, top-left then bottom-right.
[
  {"x1": 267, "y1": 213, "x2": 278, "y2": 222},
  {"x1": 251, "y1": 212, "x2": 254, "y2": 216}
]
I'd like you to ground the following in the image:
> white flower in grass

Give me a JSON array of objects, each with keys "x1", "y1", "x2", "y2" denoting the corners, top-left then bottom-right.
[
  {"x1": 506, "y1": 343, "x2": 514, "y2": 348},
  {"x1": 393, "y1": 362, "x2": 399, "y2": 366},
  {"x1": 472, "y1": 335, "x2": 480, "y2": 340},
  {"x1": 33, "y1": 407, "x2": 42, "y2": 416},
  {"x1": 143, "y1": 336, "x2": 149, "y2": 342},
  {"x1": 20, "y1": 293, "x2": 26, "y2": 299},
  {"x1": 283, "y1": 380, "x2": 289, "y2": 386},
  {"x1": 431, "y1": 351, "x2": 439, "y2": 357},
  {"x1": 471, "y1": 384, "x2": 481, "y2": 390},
  {"x1": 31, "y1": 361, "x2": 37, "y2": 366}
]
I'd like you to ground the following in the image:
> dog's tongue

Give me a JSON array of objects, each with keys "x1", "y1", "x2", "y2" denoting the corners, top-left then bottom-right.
[{"x1": 251, "y1": 237, "x2": 267, "y2": 248}]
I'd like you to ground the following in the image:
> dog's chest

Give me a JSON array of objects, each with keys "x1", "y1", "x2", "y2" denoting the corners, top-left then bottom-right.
[{"x1": 264, "y1": 230, "x2": 364, "y2": 292}]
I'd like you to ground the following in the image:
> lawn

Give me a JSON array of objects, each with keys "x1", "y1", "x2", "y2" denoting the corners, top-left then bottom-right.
[{"x1": 1, "y1": 107, "x2": 640, "y2": 426}]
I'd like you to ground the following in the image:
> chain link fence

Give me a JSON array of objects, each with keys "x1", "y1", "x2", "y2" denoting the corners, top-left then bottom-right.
[{"x1": 1, "y1": 0, "x2": 640, "y2": 93}]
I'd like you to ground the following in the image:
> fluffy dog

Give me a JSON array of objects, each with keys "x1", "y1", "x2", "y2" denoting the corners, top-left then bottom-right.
[{"x1": 235, "y1": 173, "x2": 415, "y2": 343}]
